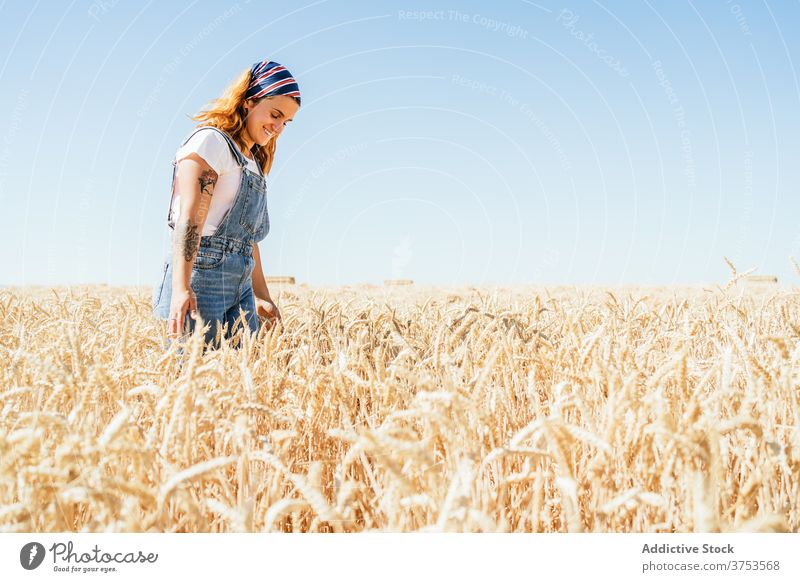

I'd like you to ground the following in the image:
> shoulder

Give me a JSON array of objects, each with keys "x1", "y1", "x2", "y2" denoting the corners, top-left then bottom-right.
[{"x1": 176, "y1": 128, "x2": 238, "y2": 175}]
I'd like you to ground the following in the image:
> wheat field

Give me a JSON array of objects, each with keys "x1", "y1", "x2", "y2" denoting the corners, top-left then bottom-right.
[{"x1": 0, "y1": 283, "x2": 798, "y2": 533}]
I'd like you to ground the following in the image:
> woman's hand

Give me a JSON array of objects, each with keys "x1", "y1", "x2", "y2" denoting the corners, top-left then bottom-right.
[
  {"x1": 168, "y1": 286, "x2": 198, "y2": 339},
  {"x1": 255, "y1": 296, "x2": 281, "y2": 327}
]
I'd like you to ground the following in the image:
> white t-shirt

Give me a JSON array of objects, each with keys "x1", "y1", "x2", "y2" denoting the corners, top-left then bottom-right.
[{"x1": 170, "y1": 128, "x2": 263, "y2": 236}]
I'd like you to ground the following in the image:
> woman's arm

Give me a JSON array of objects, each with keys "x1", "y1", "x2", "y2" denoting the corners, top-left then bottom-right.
[
  {"x1": 251, "y1": 243, "x2": 282, "y2": 325},
  {"x1": 251, "y1": 242, "x2": 271, "y2": 301},
  {"x1": 172, "y1": 154, "x2": 218, "y2": 289},
  {"x1": 167, "y1": 153, "x2": 218, "y2": 337}
]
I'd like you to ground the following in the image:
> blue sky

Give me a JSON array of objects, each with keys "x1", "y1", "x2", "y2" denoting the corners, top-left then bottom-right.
[{"x1": 1, "y1": 0, "x2": 798, "y2": 287}]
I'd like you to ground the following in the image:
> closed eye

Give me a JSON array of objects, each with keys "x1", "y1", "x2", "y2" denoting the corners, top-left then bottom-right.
[{"x1": 272, "y1": 109, "x2": 293, "y2": 125}]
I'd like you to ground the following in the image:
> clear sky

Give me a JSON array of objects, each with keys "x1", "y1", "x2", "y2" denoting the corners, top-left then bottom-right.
[{"x1": 1, "y1": 0, "x2": 798, "y2": 287}]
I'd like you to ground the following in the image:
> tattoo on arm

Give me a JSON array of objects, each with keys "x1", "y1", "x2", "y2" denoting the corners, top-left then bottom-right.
[
  {"x1": 199, "y1": 169, "x2": 217, "y2": 197},
  {"x1": 173, "y1": 167, "x2": 216, "y2": 263},
  {"x1": 177, "y1": 221, "x2": 200, "y2": 262}
]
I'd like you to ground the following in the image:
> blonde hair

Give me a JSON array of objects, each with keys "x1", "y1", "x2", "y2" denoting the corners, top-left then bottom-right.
[{"x1": 190, "y1": 68, "x2": 299, "y2": 175}]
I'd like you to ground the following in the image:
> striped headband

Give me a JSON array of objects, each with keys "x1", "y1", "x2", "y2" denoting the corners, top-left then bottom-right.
[{"x1": 245, "y1": 60, "x2": 301, "y2": 105}]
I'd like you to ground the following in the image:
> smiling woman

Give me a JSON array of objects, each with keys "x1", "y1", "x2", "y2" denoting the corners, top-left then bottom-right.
[{"x1": 151, "y1": 59, "x2": 301, "y2": 351}]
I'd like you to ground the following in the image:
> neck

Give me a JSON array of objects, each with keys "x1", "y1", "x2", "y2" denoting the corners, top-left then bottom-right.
[{"x1": 239, "y1": 129, "x2": 255, "y2": 157}]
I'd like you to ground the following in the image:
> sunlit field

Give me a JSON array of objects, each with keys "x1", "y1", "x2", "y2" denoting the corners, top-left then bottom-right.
[{"x1": 1, "y1": 282, "x2": 798, "y2": 532}]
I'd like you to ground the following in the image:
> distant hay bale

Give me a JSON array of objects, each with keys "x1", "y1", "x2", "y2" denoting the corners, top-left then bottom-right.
[
  {"x1": 742, "y1": 275, "x2": 778, "y2": 284},
  {"x1": 384, "y1": 279, "x2": 413, "y2": 286},
  {"x1": 265, "y1": 276, "x2": 295, "y2": 284}
]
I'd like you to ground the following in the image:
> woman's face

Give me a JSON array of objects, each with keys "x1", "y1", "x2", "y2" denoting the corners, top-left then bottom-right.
[{"x1": 243, "y1": 95, "x2": 299, "y2": 147}]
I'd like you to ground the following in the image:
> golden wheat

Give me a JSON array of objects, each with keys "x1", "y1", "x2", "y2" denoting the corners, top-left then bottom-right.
[{"x1": 0, "y1": 284, "x2": 798, "y2": 532}]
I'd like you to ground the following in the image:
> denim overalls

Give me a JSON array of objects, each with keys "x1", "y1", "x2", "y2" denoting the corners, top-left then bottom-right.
[{"x1": 151, "y1": 126, "x2": 270, "y2": 349}]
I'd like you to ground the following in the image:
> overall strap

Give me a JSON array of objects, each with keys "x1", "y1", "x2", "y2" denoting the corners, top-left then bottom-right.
[
  {"x1": 188, "y1": 126, "x2": 265, "y2": 178},
  {"x1": 166, "y1": 126, "x2": 250, "y2": 229},
  {"x1": 179, "y1": 125, "x2": 248, "y2": 168}
]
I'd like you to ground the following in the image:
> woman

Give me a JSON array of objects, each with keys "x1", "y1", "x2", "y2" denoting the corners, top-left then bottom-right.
[{"x1": 152, "y1": 59, "x2": 301, "y2": 349}]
